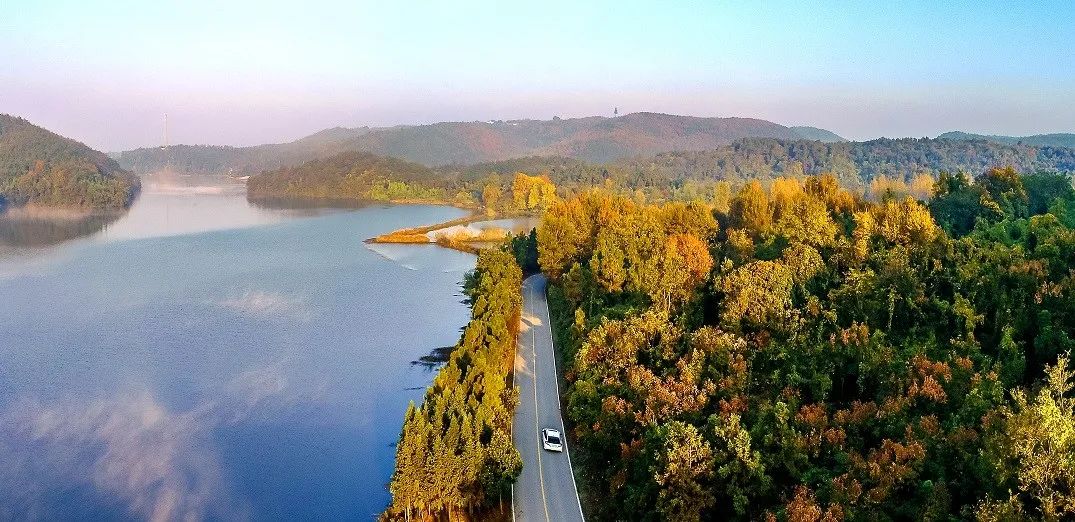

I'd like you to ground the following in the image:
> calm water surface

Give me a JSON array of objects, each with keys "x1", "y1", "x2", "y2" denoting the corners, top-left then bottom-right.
[{"x1": 0, "y1": 180, "x2": 476, "y2": 519}]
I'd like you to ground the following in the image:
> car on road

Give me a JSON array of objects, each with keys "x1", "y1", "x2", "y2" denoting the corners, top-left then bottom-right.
[{"x1": 541, "y1": 428, "x2": 563, "y2": 452}]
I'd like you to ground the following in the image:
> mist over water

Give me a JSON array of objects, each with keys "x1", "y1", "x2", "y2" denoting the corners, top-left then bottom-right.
[
  {"x1": 0, "y1": 183, "x2": 476, "y2": 519},
  {"x1": 100, "y1": 173, "x2": 331, "y2": 242}
]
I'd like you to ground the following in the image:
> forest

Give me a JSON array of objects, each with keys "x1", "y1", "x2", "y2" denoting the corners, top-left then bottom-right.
[
  {"x1": 940, "y1": 131, "x2": 1075, "y2": 150},
  {"x1": 533, "y1": 167, "x2": 1075, "y2": 520},
  {"x1": 386, "y1": 249, "x2": 525, "y2": 520},
  {"x1": 482, "y1": 138, "x2": 1075, "y2": 199},
  {"x1": 0, "y1": 114, "x2": 139, "y2": 209},
  {"x1": 246, "y1": 137, "x2": 1075, "y2": 213},
  {"x1": 248, "y1": 149, "x2": 560, "y2": 214},
  {"x1": 245, "y1": 151, "x2": 446, "y2": 203},
  {"x1": 384, "y1": 163, "x2": 1075, "y2": 520}
]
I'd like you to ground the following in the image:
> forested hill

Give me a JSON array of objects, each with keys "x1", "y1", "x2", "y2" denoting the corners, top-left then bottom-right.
[
  {"x1": 788, "y1": 126, "x2": 847, "y2": 142},
  {"x1": 0, "y1": 114, "x2": 139, "y2": 209},
  {"x1": 603, "y1": 137, "x2": 1075, "y2": 189},
  {"x1": 117, "y1": 113, "x2": 844, "y2": 174},
  {"x1": 442, "y1": 137, "x2": 1075, "y2": 195},
  {"x1": 246, "y1": 150, "x2": 444, "y2": 202},
  {"x1": 245, "y1": 137, "x2": 1075, "y2": 207},
  {"x1": 939, "y1": 130, "x2": 1075, "y2": 149}
]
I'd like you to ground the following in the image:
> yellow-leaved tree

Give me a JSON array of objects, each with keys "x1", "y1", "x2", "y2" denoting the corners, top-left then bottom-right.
[
  {"x1": 730, "y1": 180, "x2": 773, "y2": 236},
  {"x1": 511, "y1": 172, "x2": 557, "y2": 212},
  {"x1": 981, "y1": 353, "x2": 1075, "y2": 521}
]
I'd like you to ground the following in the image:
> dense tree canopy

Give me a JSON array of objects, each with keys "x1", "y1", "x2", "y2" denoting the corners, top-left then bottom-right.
[
  {"x1": 0, "y1": 114, "x2": 139, "y2": 209},
  {"x1": 246, "y1": 151, "x2": 453, "y2": 203},
  {"x1": 248, "y1": 150, "x2": 562, "y2": 214},
  {"x1": 379, "y1": 159, "x2": 1074, "y2": 520},
  {"x1": 247, "y1": 137, "x2": 1075, "y2": 215},
  {"x1": 538, "y1": 169, "x2": 1075, "y2": 520}
]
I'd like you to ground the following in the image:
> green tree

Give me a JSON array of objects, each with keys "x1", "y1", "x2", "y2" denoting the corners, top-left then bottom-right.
[
  {"x1": 386, "y1": 250, "x2": 523, "y2": 519},
  {"x1": 1023, "y1": 171, "x2": 1075, "y2": 216},
  {"x1": 653, "y1": 421, "x2": 716, "y2": 521}
]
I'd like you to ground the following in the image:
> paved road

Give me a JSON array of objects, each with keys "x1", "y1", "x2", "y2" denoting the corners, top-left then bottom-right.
[{"x1": 512, "y1": 274, "x2": 585, "y2": 522}]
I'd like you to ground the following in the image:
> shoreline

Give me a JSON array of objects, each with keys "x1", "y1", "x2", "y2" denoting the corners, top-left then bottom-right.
[
  {"x1": 366, "y1": 213, "x2": 485, "y2": 242},
  {"x1": 366, "y1": 213, "x2": 491, "y2": 254},
  {"x1": 247, "y1": 193, "x2": 534, "y2": 255},
  {"x1": 247, "y1": 194, "x2": 477, "y2": 211},
  {"x1": 367, "y1": 211, "x2": 533, "y2": 255}
]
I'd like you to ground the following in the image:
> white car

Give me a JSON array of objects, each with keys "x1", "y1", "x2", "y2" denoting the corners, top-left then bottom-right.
[{"x1": 541, "y1": 428, "x2": 563, "y2": 452}]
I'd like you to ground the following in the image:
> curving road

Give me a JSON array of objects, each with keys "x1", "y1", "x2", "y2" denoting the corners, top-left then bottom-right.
[{"x1": 512, "y1": 274, "x2": 585, "y2": 522}]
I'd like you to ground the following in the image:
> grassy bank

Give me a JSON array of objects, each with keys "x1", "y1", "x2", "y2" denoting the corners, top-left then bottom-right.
[
  {"x1": 368, "y1": 212, "x2": 522, "y2": 255},
  {"x1": 367, "y1": 213, "x2": 486, "y2": 244}
]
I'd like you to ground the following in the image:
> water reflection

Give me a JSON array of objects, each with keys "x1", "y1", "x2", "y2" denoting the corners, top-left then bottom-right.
[
  {"x1": 0, "y1": 174, "x2": 344, "y2": 255},
  {"x1": 248, "y1": 197, "x2": 374, "y2": 211},
  {"x1": 0, "y1": 361, "x2": 324, "y2": 521},
  {"x1": 0, "y1": 198, "x2": 474, "y2": 519},
  {"x1": 100, "y1": 175, "x2": 340, "y2": 242},
  {"x1": 0, "y1": 392, "x2": 243, "y2": 521},
  {"x1": 0, "y1": 208, "x2": 122, "y2": 249}
]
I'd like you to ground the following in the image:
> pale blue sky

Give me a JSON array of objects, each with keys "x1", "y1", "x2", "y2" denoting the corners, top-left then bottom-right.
[{"x1": 2, "y1": 0, "x2": 1073, "y2": 150}]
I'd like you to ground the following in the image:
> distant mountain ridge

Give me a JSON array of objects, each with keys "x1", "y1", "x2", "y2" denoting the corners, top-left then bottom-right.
[
  {"x1": 117, "y1": 113, "x2": 846, "y2": 174},
  {"x1": 0, "y1": 114, "x2": 139, "y2": 209},
  {"x1": 939, "y1": 131, "x2": 1075, "y2": 149}
]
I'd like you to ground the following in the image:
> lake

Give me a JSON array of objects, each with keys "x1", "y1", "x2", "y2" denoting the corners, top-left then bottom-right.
[{"x1": 0, "y1": 179, "x2": 477, "y2": 519}]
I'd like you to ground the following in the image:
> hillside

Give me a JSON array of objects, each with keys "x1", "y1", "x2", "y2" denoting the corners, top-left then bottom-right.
[
  {"x1": 336, "y1": 113, "x2": 822, "y2": 165},
  {"x1": 118, "y1": 113, "x2": 844, "y2": 174},
  {"x1": 453, "y1": 137, "x2": 1075, "y2": 191},
  {"x1": 789, "y1": 125, "x2": 846, "y2": 142},
  {"x1": 614, "y1": 137, "x2": 1075, "y2": 188},
  {"x1": 115, "y1": 126, "x2": 373, "y2": 177},
  {"x1": 246, "y1": 150, "x2": 445, "y2": 202},
  {"x1": 939, "y1": 130, "x2": 1075, "y2": 149},
  {"x1": 246, "y1": 137, "x2": 1075, "y2": 208},
  {"x1": 0, "y1": 114, "x2": 139, "y2": 209}
]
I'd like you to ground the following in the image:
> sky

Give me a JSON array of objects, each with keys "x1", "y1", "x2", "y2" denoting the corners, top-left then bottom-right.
[{"x1": 1, "y1": 0, "x2": 1073, "y2": 151}]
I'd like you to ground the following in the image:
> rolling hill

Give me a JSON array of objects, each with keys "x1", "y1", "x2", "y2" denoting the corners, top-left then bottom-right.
[
  {"x1": 0, "y1": 114, "x2": 139, "y2": 209},
  {"x1": 245, "y1": 136, "x2": 1075, "y2": 206},
  {"x1": 117, "y1": 113, "x2": 845, "y2": 175},
  {"x1": 789, "y1": 126, "x2": 847, "y2": 142},
  {"x1": 939, "y1": 131, "x2": 1075, "y2": 149},
  {"x1": 246, "y1": 150, "x2": 438, "y2": 202}
]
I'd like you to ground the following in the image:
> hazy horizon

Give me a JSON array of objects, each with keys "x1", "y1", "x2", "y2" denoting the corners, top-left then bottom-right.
[{"x1": 3, "y1": 0, "x2": 1073, "y2": 151}]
